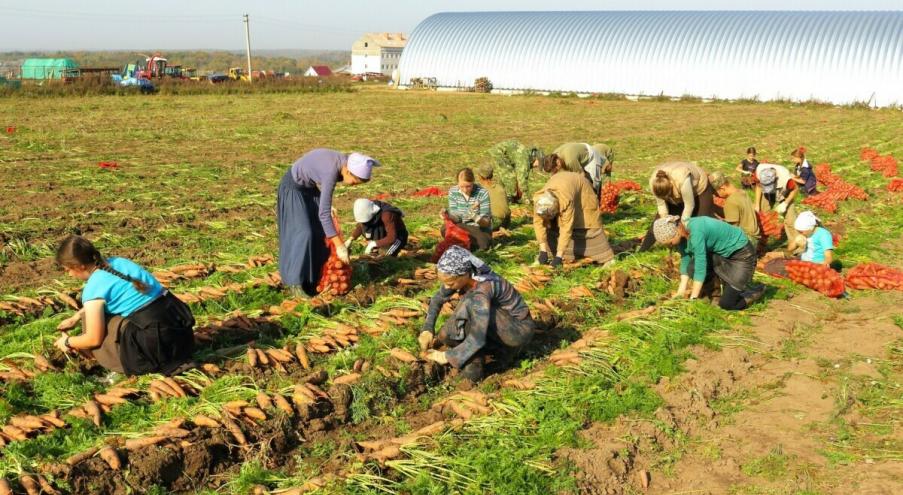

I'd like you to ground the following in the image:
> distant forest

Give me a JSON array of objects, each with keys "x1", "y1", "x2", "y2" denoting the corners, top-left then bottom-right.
[{"x1": 0, "y1": 50, "x2": 350, "y2": 74}]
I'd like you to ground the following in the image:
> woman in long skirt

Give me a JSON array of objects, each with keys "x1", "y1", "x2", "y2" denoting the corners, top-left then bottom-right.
[{"x1": 277, "y1": 148, "x2": 379, "y2": 295}]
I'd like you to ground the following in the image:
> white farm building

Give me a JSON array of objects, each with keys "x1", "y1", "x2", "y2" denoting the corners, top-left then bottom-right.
[
  {"x1": 397, "y1": 11, "x2": 903, "y2": 106},
  {"x1": 351, "y1": 33, "x2": 407, "y2": 76}
]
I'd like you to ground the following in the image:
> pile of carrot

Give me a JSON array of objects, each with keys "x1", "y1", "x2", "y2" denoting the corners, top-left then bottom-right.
[
  {"x1": 757, "y1": 211, "x2": 783, "y2": 238},
  {"x1": 433, "y1": 390, "x2": 491, "y2": 420},
  {"x1": 247, "y1": 343, "x2": 311, "y2": 372},
  {"x1": 306, "y1": 323, "x2": 360, "y2": 353},
  {"x1": 861, "y1": 148, "x2": 899, "y2": 178},
  {"x1": 803, "y1": 163, "x2": 868, "y2": 213},
  {"x1": 888, "y1": 178, "x2": 903, "y2": 192},
  {"x1": 785, "y1": 260, "x2": 845, "y2": 297},
  {"x1": 598, "y1": 180, "x2": 642, "y2": 214},
  {"x1": 0, "y1": 410, "x2": 66, "y2": 446},
  {"x1": 844, "y1": 263, "x2": 903, "y2": 291},
  {"x1": 513, "y1": 266, "x2": 552, "y2": 293},
  {"x1": 147, "y1": 377, "x2": 199, "y2": 402},
  {"x1": 174, "y1": 271, "x2": 281, "y2": 305},
  {"x1": 0, "y1": 473, "x2": 60, "y2": 495}
]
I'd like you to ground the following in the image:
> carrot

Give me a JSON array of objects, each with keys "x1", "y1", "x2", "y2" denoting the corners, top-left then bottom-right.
[
  {"x1": 256, "y1": 391, "x2": 274, "y2": 410},
  {"x1": 304, "y1": 383, "x2": 329, "y2": 399},
  {"x1": 243, "y1": 407, "x2": 267, "y2": 421},
  {"x1": 247, "y1": 348, "x2": 258, "y2": 367},
  {"x1": 107, "y1": 387, "x2": 140, "y2": 398},
  {"x1": 33, "y1": 354, "x2": 55, "y2": 371},
  {"x1": 386, "y1": 308, "x2": 420, "y2": 318},
  {"x1": 125, "y1": 436, "x2": 166, "y2": 450},
  {"x1": 148, "y1": 389, "x2": 162, "y2": 402},
  {"x1": 201, "y1": 363, "x2": 221, "y2": 374},
  {"x1": 220, "y1": 413, "x2": 247, "y2": 446},
  {"x1": 155, "y1": 427, "x2": 191, "y2": 438},
  {"x1": 333, "y1": 373, "x2": 361, "y2": 385},
  {"x1": 389, "y1": 348, "x2": 418, "y2": 363},
  {"x1": 295, "y1": 344, "x2": 310, "y2": 369},
  {"x1": 150, "y1": 379, "x2": 177, "y2": 398},
  {"x1": 266, "y1": 348, "x2": 295, "y2": 363},
  {"x1": 19, "y1": 475, "x2": 40, "y2": 495},
  {"x1": 36, "y1": 474, "x2": 61, "y2": 495},
  {"x1": 273, "y1": 394, "x2": 295, "y2": 415},
  {"x1": 2, "y1": 425, "x2": 27, "y2": 441},
  {"x1": 255, "y1": 348, "x2": 270, "y2": 366},
  {"x1": 293, "y1": 385, "x2": 316, "y2": 401},
  {"x1": 66, "y1": 447, "x2": 99, "y2": 466},
  {"x1": 98, "y1": 446, "x2": 122, "y2": 470},
  {"x1": 193, "y1": 415, "x2": 220, "y2": 428},
  {"x1": 10, "y1": 416, "x2": 46, "y2": 431},
  {"x1": 162, "y1": 377, "x2": 187, "y2": 398},
  {"x1": 94, "y1": 393, "x2": 127, "y2": 406},
  {"x1": 0, "y1": 479, "x2": 10, "y2": 495},
  {"x1": 448, "y1": 401, "x2": 473, "y2": 420}
]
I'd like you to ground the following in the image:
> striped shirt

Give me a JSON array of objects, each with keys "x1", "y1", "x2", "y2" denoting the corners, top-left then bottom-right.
[{"x1": 447, "y1": 184, "x2": 491, "y2": 232}]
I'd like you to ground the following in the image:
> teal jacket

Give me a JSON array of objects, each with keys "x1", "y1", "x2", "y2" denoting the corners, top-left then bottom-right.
[{"x1": 679, "y1": 217, "x2": 750, "y2": 282}]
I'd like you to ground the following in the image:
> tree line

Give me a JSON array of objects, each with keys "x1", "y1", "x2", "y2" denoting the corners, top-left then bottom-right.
[{"x1": 0, "y1": 50, "x2": 350, "y2": 75}]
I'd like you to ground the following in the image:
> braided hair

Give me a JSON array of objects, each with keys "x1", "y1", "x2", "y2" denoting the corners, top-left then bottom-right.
[{"x1": 56, "y1": 235, "x2": 151, "y2": 294}]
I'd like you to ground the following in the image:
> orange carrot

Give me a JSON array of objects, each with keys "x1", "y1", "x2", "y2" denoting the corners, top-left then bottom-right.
[
  {"x1": 243, "y1": 407, "x2": 267, "y2": 421},
  {"x1": 98, "y1": 446, "x2": 122, "y2": 470},
  {"x1": 66, "y1": 447, "x2": 99, "y2": 466},
  {"x1": 273, "y1": 394, "x2": 295, "y2": 415},
  {"x1": 19, "y1": 475, "x2": 40, "y2": 495},
  {"x1": 255, "y1": 391, "x2": 273, "y2": 410},
  {"x1": 193, "y1": 415, "x2": 220, "y2": 428},
  {"x1": 124, "y1": 436, "x2": 166, "y2": 450}
]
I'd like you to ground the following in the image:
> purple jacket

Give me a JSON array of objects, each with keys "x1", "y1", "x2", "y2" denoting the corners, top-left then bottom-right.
[{"x1": 290, "y1": 148, "x2": 347, "y2": 237}]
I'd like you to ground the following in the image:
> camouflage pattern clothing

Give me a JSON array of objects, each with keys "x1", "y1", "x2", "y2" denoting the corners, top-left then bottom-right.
[
  {"x1": 423, "y1": 271, "x2": 534, "y2": 370},
  {"x1": 487, "y1": 139, "x2": 535, "y2": 203}
]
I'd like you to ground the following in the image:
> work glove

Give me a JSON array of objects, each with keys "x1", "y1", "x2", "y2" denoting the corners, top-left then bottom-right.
[
  {"x1": 344, "y1": 238, "x2": 353, "y2": 249},
  {"x1": 426, "y1": 350, "x2": 448, "y2": 365},
  {"x1": 775, "y1": 202, "x2": 788, "y2": 215},
  {"x1": 550, "y1": 256, "x2": 563, "y2": 269},
  {"x1": 365, "y1": 241, "x2": 378, "y2": 254},
  {"x1": 418, "y1": 331, "x2": 434, "y2": 352},
  {"x1": 335, "y1": 242, "x2": 351, "y2": 264},
  {"x1": 538, "y1": 251, "x2": 549, "y2": 265}
]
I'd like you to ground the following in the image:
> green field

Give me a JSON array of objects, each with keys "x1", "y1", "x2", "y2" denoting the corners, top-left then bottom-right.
[{"x1": 0, "y1": 88, "x2": 901, "y2": 494}]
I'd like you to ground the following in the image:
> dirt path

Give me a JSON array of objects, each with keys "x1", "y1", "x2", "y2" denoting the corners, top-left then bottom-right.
[{"x1": 562, "y1": 289, "x2": 903, "y2": 495}]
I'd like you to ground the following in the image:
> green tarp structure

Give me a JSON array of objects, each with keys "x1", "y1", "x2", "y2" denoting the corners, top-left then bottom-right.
[{"x1": 20, "y1": 58, "x2": 78, "y2": 80}]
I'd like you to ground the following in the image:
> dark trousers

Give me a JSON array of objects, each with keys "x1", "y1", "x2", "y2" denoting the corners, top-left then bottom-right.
[
  {"x1": 640, "y1": 184, "x2": 721, "y2": 251},
  {"x1": 438, "y1": 305, "x2": 534, "y2": 381}
]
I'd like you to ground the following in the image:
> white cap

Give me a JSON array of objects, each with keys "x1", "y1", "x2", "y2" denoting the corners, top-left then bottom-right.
[
  {"x1": 794, "y1": 210, "x2": 819, "y2": 231},
  {"x1": 353, "y1": 198, "x2": 381, "y2": 223}
]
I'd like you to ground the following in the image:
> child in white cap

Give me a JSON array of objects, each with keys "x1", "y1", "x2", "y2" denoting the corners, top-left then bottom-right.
[
  {"x1": 345, "y1": 198, "x2": 408, "y2": 257},
  {"x1": 794, "y1": 211, "x2": 834, "y2": 266}
]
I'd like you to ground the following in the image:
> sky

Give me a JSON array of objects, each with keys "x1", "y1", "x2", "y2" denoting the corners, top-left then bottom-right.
[{"x1": 1, "y1": 0, "x2": 901, "y2": 51}]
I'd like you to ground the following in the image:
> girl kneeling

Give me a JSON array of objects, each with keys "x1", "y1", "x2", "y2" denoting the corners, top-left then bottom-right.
[{"x1": 55, "y1": 235, "x2": 196, "y2": 376}]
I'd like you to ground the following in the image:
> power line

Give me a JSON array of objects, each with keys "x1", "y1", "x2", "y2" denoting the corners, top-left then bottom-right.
[{"x1": 1, "y1": 6, "x2": 237, "y2": 22}]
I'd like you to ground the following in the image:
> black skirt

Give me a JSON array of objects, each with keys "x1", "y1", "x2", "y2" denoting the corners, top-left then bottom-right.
[{"x1": 277, "y1": 169, "x2": 330, "y2": 295}]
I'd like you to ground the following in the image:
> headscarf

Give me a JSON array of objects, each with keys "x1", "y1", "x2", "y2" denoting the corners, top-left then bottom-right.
[
  {"x1": 794, "y1": 210, "x2": 819, "y2": 231},
  {"x1": 653, "y1": 215, "x2": 682, "y2": 244},
  {"x1": 436, "y1": 245, "x2": 491, "y2": 281},
  {"x1": 353, "y1": 198, "x2": 381, "y2": 223},
  {"x1": 529, "y1": 147, "x2": 544, "y2": 167},
  {"x1": 347, "y1": 152, "x2": 380, "y2": 180},
  {"x1": 534, "y1": 191, "x2": 560, "y2": 219},
  {"x1": 758, "y1": 167, "x2": 778, "y2": 194}
]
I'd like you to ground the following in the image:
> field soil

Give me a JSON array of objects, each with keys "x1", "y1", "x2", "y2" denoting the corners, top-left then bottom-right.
[{"x1": 564, "y1": 287, "x2": 903, "y2": 495}]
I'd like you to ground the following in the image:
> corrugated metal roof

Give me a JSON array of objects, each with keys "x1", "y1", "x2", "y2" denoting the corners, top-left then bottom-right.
[{"x1": 398, "y1": 11, "x2": 903, "y2": 106}]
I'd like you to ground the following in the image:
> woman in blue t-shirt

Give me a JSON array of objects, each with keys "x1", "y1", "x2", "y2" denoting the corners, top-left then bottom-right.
[
  {"x1": 54, "y1": 235, "x2": 196, "y2": 376},
  {"x1": 794, "y1": 211, "x2": 834, "y2": 266}
]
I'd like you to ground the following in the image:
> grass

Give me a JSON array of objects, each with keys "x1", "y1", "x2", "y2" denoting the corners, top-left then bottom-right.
[{"x1": 0, "y1": 87, "x2": 902, "y2": 493}]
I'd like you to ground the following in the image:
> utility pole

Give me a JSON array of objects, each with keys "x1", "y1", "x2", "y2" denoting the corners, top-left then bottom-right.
[{"x1": 243, "y1": 14, "x2": 253, "y2": 83}]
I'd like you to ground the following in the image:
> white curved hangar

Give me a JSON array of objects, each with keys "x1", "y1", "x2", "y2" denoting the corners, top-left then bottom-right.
[{"x1": 397, "y1": 11, "x2": 903, "y2": 106}]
